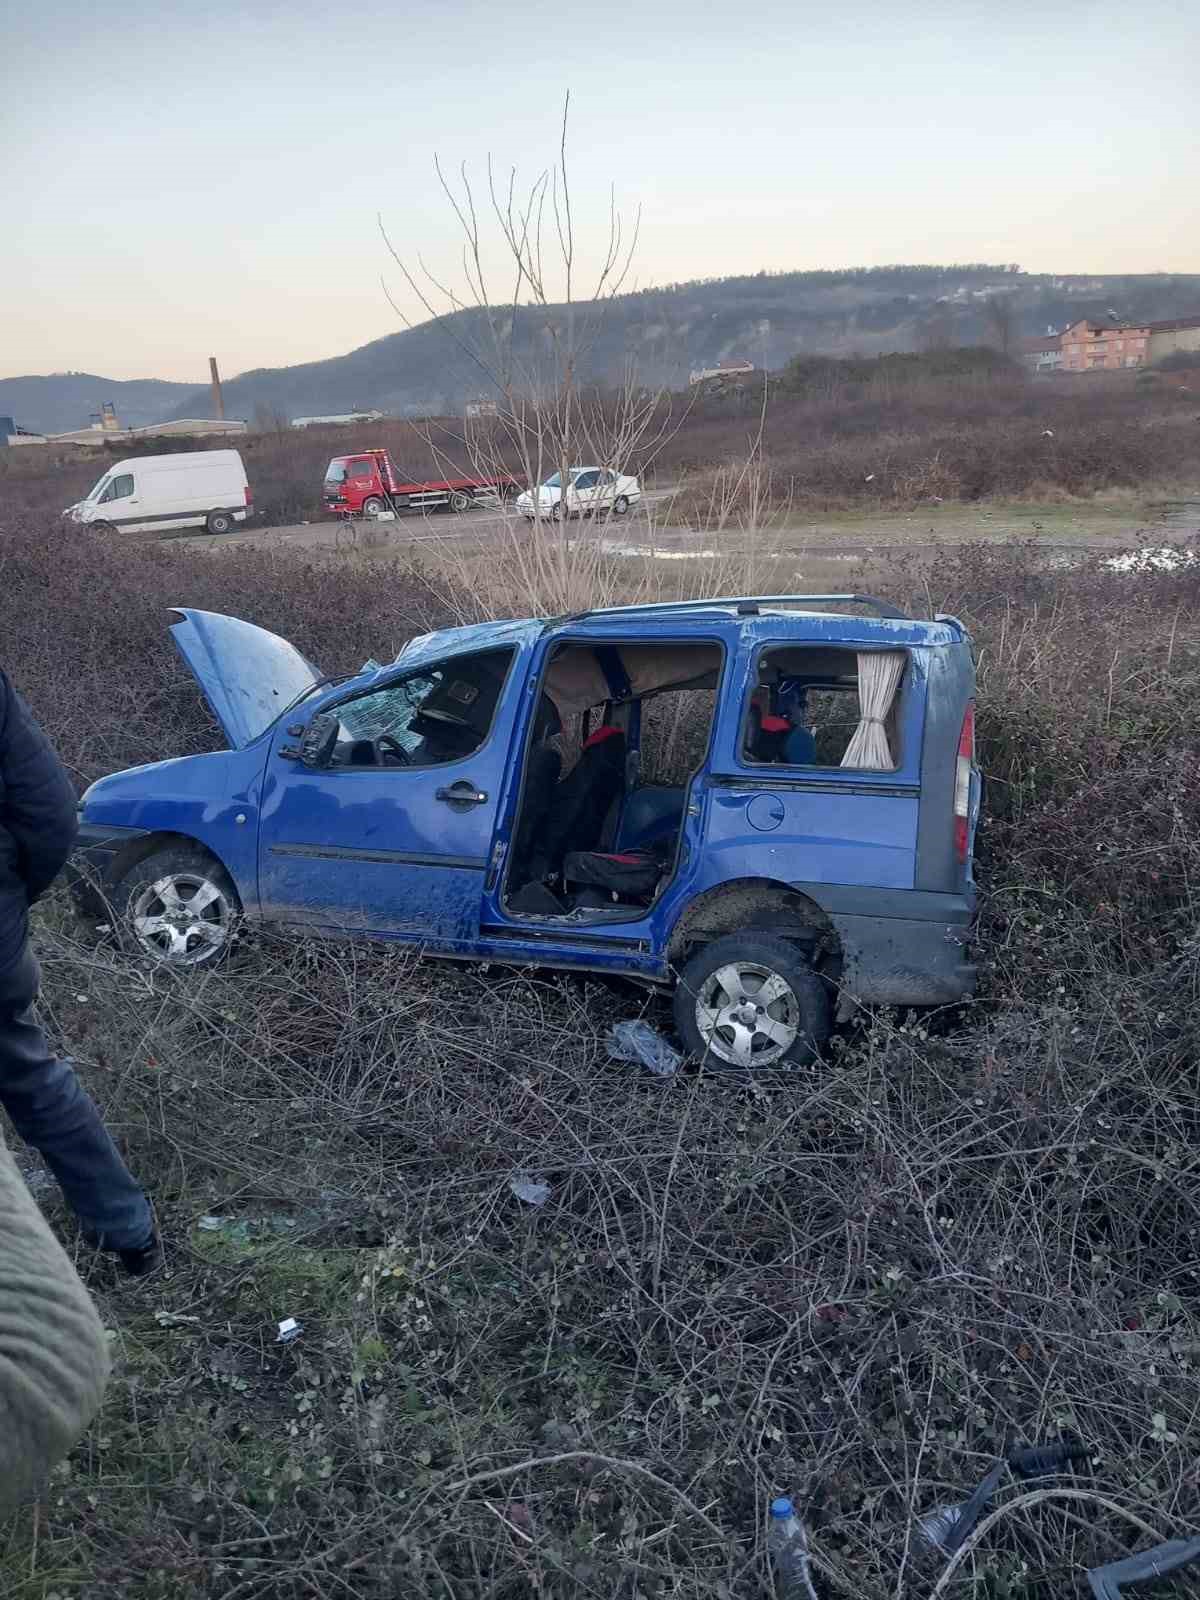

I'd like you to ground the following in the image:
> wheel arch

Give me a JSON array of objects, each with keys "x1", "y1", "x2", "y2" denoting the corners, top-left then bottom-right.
[
  {"x1": 103, "y1": 830, "x2": 242, "y2": 907},
  {"x1": 666, "y1": 877, "x2": 840, "y2": 969}
]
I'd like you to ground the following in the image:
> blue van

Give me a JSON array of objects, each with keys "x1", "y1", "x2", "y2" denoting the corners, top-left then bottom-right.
[{"x1": 71, "y1": 595, "x2": 979, "y2": 1069}]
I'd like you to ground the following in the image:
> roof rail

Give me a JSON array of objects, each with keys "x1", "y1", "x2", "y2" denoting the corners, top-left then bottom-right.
[{"x1": 560, "y1": 593, "x2": 912, "y2": 623}]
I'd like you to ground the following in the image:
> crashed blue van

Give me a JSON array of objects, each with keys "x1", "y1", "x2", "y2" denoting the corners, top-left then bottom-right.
[{"x1": 72, "y1": 595, "x2": 979, "y2": 1069}]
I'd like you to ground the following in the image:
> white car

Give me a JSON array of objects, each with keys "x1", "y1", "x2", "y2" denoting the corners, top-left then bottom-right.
[{"x1": 516, "y1": 466, "x2": 641, "y2": 520}]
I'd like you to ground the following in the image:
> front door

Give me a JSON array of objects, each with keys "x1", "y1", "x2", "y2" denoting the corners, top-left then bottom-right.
[{"x1": 258, "y1": 647, "x2": 517, "y2": 946}]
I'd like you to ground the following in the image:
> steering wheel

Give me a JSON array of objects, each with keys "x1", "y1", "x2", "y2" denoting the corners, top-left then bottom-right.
[{"x1": 376, "y1": 734, "x2": 411, "y2": 766}]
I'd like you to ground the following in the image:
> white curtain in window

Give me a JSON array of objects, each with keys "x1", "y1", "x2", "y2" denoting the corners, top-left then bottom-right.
[{"x1": 841, "y1": 651, "x2": 905, "y2": 770}]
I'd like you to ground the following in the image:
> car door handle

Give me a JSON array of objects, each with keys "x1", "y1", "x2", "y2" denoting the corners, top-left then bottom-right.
[{"x1": 436, "y1": 780, "x2": 489, "y2": 809}]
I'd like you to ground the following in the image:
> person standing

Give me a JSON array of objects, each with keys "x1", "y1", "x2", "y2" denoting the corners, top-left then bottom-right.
[
  {"x1": 0, "y1": 667, "x2": 158, "y2": 1275},
  {"x1": 0, "y1": 1125, "x2": 111, "y2": 1506}
]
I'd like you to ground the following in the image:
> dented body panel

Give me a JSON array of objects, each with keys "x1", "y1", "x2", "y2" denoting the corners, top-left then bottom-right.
[{"x1": 74, "y1": 599, "x2": 979, "y2": 1005}]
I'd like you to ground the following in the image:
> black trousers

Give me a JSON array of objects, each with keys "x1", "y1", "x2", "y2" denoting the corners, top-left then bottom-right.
[{"x1": 0, "y1": 944, "x2": 151, "y2": 1250}]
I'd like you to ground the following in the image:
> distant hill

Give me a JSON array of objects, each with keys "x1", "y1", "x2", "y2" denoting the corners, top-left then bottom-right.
[
  {"x1": 10, "y1": 267, "x2": 1200, "y2": 432},
  {"x1": 0, "y1": 374, "x2": 196, "y2": 436},
  {"x1": 165, "y1": 266, "x2": 1200, "y2": 420}
]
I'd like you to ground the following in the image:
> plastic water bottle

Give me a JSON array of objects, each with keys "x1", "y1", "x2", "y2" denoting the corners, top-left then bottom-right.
[{"x1": 767, "y1": 1497, "x2": 816, "y2": 1598}]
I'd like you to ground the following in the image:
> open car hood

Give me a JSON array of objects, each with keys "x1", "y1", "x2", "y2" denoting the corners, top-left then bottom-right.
[{"x1": 169, "y1": 608, "x2": 321, "y2": 749}]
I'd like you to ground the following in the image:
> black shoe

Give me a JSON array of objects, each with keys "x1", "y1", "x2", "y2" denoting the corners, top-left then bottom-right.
[{"x1": 118, "y1": 1234, "x2": 163, "y2": 1278}]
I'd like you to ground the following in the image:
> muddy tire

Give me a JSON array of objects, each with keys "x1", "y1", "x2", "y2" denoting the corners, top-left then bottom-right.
[
  {"x1": 449, "y1": 489, "x2": 473, "y2": 513},
  {"x1": 109, "y1": 845, "x2": 240, "y2": 968},
  {"x1": 673, "y1": 933, "x2": 831, "y2": 1070},
  {"x1": 362, "y1": 496, "x2": 387, "y2": 516}
]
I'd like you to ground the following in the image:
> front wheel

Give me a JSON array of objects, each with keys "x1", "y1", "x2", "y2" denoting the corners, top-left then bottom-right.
[
  {"x1": 673, "y1": 933, "x2": 831, "y2": 1070},
  {"x1": 612, "y1": 494, "x2": 630, "y2": 516},
  {"x1": 361, "y1": 496, "x2": 387, "y2": 516},
  {"x1": 110, "y1": 846, "x2": 240, "y2": 967},
  {"x1": 206, "y1": 509, "x2": 234, "y2": 535}
]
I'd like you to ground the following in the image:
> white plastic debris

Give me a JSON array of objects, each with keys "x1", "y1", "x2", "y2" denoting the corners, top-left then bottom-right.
[
  {"x1": 607, "y1": 1020, "x2": 683, "y2": 1077},
  {"x1": 509, "y1": 1174, "x2": 552, "y2": 1207},
  {"x1": 1103, "y1": 546, "x2": 1200, "y2": 574},
  {"x1": 197, "y1": 1215, "x2": 225, "y2": 1231},
  {"x1": 276, "y1": 1317, "x2": 303, "y2": 1344}
]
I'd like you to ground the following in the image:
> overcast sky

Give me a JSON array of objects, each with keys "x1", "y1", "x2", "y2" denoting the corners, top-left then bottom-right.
[{"x1": 2, "y1": 0, "x2": 1197, "y2": 382}]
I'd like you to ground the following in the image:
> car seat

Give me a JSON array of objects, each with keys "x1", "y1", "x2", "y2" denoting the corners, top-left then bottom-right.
[
  {"x1": 508, "y1": 696, "x2": 565, "y2": 890},
  {"x1": 540, "y1": 725, "x2": 627, "y2": 877},
  {"x1": 562, "y1": 848, "x2": 662, "y2": 908}
]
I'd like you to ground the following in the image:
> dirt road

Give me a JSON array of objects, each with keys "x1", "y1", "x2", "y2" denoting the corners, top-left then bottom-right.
[{"x1": 171, "y1": 492, "x2": 1198, "y2": 578}]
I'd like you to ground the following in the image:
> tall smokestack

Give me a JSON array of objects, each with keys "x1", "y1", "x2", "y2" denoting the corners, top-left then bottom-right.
[{"x1": 209, "y1": 357, "x2": 225, "y2": 420}]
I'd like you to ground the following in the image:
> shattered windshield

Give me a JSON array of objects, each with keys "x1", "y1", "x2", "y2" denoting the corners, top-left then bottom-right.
[{"x1": 335, "y1": 673, "x2": 441, "y2": 753}]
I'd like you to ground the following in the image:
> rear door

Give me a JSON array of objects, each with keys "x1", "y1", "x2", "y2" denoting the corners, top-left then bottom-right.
[
  {"x1": 257, "y1": 646, "x2": 520, "y2": 944},
  {"x1": 700, "y1": 637, "x2": 925, "y2": 893}
]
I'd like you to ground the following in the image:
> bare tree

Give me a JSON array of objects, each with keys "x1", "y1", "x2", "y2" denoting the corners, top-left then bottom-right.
[
  {"x1": 378, "y1": 99, "x2": 693, "y2": 614},
  {"x1": 918, "y1": 309, "x2": 955, "y2": 353},
  {"x1": 983, "y1": 295, "x2": 1015, "y2": 355}
]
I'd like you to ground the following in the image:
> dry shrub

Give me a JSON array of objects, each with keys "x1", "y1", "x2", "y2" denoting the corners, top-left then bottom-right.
[
  {"x1": 6, "y1": 531, "x2": 1200, "y2": 1596},
  {"x1": 0, "y1": 518, "x2": 458, "y2": 782},
  {"x1": 669, "y1": 374, "x2": 1200, "y2": 521}
]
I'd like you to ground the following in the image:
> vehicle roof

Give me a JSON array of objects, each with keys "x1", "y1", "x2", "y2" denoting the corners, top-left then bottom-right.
[
  {"x1": 390, "y1": 600, "x2": 964, "y2": 674},
  {"x1": 104, "y1": 449, "x2": 243, "y2": 470}
]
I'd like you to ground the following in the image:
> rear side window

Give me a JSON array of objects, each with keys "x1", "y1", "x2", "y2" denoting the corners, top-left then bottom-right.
[
  {"x1": 741, "y1": 645, "x2": 908, "y2": 772},
  {"x1": 348, "y1": 460, "x2": 375, "y2": 478}
]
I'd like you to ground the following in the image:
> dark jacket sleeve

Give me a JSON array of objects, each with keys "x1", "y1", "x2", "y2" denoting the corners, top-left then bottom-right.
[{"x1": 0, "y1": 673, "x2": 79, "y2": 905}]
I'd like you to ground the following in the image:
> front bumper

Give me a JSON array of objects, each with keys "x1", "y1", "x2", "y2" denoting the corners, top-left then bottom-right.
[{"x1": 65, "y1": 821, "x2": 151, "y2": 914}]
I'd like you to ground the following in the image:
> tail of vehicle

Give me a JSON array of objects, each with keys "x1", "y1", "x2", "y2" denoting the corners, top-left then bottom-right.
[
  {"x1": 914, "y1": 632, "x2": 979, "y2": 893},
  {"x1": 953, "y1": 700, "x2": 975, "y2": 868}
]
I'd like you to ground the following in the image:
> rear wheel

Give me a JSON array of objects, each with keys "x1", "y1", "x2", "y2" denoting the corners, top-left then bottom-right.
[
  {"x1": 673, "y1": 933, "x2": 831, "y2": 1070},
  {"x1": 362, "y1": 495, "x2": 387, "y2": 516},
  {"x1": 449, "y1": 489, "x2": 473, "y2": 513},
  {"x1": 110, "y1": 845, "x2": 240, "y2": 968},
  {"x1": 206, "y1": 509, "x2": 234, "y2": 535}
]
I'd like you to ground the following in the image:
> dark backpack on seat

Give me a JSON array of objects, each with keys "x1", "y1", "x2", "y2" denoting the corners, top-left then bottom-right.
[{"x1": 562, "y1": 849, "x2": 661, "y2": 902}]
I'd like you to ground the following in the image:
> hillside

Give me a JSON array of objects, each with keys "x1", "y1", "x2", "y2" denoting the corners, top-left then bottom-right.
[
  {"x1": 164, "y1": 265, "x2": 1200, "y2": 420},
  {"x1": 0, "y1": 373, "x2": 196, "y2": 436},
  {"x1": 8, "y1": 266, "x2": 1200, "y2": 432}
]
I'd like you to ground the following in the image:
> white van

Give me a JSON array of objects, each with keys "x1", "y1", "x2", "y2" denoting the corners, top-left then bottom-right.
[{"x1": 64, "y1": 450, "x2": 252, "y2": 535}]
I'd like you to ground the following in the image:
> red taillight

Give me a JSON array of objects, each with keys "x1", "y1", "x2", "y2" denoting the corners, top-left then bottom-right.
[
  {"x1": 244, "y1": 485, "x2": 253, "y2": 505},
  {"x1": 953, "y1": 700, "x2": 975, "y2": 864}
]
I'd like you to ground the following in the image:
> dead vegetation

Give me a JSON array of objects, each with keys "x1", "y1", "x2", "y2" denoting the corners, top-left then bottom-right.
[
  {"x1": 3, "y1": 360, "x2": 1197, "y2": 541},
  {"x1": 3, "y1": 518, "x2": 1200, "y2": 1596}
]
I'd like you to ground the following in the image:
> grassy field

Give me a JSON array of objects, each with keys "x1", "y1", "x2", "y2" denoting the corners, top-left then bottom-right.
[{"x1": 2, "y1": 371, "x2": 1200, "y2": 1596}]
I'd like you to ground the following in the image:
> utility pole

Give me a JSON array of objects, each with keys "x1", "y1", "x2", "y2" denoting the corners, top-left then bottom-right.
[{"x1": 209, "y1": 357, "x2": 225, "y2": 420}]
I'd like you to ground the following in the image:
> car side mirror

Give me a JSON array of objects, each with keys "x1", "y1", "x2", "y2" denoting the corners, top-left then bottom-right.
[{"x1": 296, "y1": 712, "x2": 339, "y2": 768}]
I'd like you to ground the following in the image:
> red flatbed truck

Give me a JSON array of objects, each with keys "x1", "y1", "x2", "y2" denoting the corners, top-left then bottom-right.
[{"x1": 322, "y1": 449, "x2": 521, "y2": 518}]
